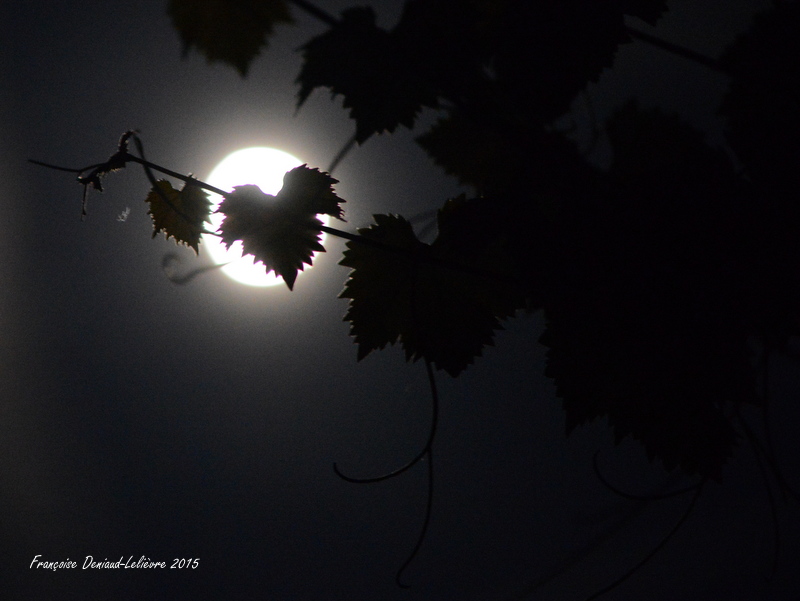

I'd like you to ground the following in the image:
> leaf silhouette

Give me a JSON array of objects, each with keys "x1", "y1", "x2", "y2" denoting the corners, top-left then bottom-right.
[
  {"x1": 539, "y1": 102, "x2": 760, "y2": 479},
  {"x1": 217, "y1": 165, "x2": 344, "y2": 289},
  {"x1": 432, "y1": 194, "x2": 527, "y2": 317},
  {"x1": 169, "y1": 0, "x2": 293, "y2": 76},
  {"x1": 296, "y1": 7, "x2": 438, "y2": 143},
  {"x1": 339, "y1": 214, "x2": 424, "y2": 359},
  {"x1": 298, "y1": 1, "x2": 639, "y2": 144},
  {"x1": 277, "y1": 163, "x2": 345, "y2": 221},
  {"x1": 340, "y1": 205, "x2": 523, "y2": 377},
  {"x1": 145, "y1": 179, "x2": 212, "y2": 253}
]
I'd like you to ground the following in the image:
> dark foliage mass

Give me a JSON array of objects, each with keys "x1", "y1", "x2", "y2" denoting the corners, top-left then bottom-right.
[
  {"x1": 34, "y1": 1, "x2": 798, "y2": 597},
  {"x1": 161, "y1": 0, "x2": 800, "y2": 478},
  {"x1": 169, "y1": 0, "x2": 293, "y2": 75}
]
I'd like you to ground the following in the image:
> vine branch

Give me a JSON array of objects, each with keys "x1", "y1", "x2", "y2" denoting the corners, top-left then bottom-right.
[{"x1": 31, "y1": 138, "x2": 522, "y2": 287}]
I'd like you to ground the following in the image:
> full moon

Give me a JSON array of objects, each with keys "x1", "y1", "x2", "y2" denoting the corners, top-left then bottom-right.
[{"x1": 203, "y1": 147, "x2": 326, "y2": 287}]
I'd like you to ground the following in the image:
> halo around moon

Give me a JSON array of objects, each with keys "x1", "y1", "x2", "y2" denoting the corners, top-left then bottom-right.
[{"x1": 203, "y1": 147, "x2": 326, "y2": 287}]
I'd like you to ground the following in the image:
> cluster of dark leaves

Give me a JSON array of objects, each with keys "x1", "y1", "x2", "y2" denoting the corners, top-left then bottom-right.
[
  {"x1": 539, "y1": 102, "x2": 764, "y2": 478},
  {"x1": 297, "y1": 0, "x2": 668, "y2": 142},
  {"x1": 341, "y1": 2, "x2": 800, "y2": 479},
  {"x1": 146, "y1": 165, "x2": 343, "y2": 289},
  {"x1": 339, "y1": 198, "x2": 525, "y2": 376},
  {"x1": 170, "y1": 0, "x2": 667, "y2": 141},
  {"x1": 164, "y1": 0, "x2": 800, "y2": 479}
]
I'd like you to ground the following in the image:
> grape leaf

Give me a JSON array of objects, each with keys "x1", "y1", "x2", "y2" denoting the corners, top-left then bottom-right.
[
  {"x1": 541, "y1": 306, "x2": 745, "y2": 480},
  {"x1": 416, "y1": 111, "x2": 509, "y2": 194},
  {"x1": 340, "y1": 206, "x2": 523, "y2": 376},
  {"x1": 538, "y1": 103, "x2": 760, "y2": 479},
  {"x1": 168, "y1": 0, "x2": 293, "y2": 76},
  {"x1": 432, "y1": 194, "x2": 527, "y2": 317},
  {"x1": 339, "y1": 214, "x2": 425, "y2": 359},
  {"x1": 297, "y1": 0, "x2": 634, "y2": 143},
  {"x1": 277, "y1": 164, "x2": 345, "y2": 221},
  {"x1": 145, "y1": 179, "x2": 212, "y2": 254},
  {"x1": 217, "y1": 165, "x2": 344, "y2": 289},
  {"x1": 296, "y1": 7, "x2": 438, "y2": 143}
]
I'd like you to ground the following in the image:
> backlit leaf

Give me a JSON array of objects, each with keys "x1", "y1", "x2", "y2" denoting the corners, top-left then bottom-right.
[
  {"x1": 145, "y1": 179, "x2": 212, "y2": 253},
  {"x1": 217, "y1": 165, "x2": 344, "y2": 289},
  {"x1": 169, "y1": 0, "x2": 293, "y2": 76},
  {"x1": 276, "y1": 164, "x2": 345, "y2": 220}
]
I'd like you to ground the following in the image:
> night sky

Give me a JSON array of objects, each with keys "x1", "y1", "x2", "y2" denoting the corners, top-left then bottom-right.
[{"x1": 2, "y1": 1, "x2": 800, "y2": 600}]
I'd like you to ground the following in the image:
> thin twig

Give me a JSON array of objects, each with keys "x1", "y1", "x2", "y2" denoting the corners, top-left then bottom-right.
[
  {"x1": 333, "y1": 361, "x2": 439, "y2": 484},
  {"x1": 585, "y1": 482, "x2": 705, "y2": 601},
  {"x1": 745, "y1": 422, "x2": 782, "y2": 579},
  {"x1": 124, "y1": 154, "x2": 227, "y2": 196},
  {"x1": 286, "y1": 0, "x2": 338, "y2": 26},
  {"x1": 162, "y1": 253, "x2": 230, "y2": 285},
  {"x1": 327, "y1": 134, "x2": 357, "y2": 175},
  {"x1": 625, "y1": 26, "x2": 723, "y2": 72},
  {"x1": 28, "y1": 159, "x2": 106, "y2": 174},
  {"x1": 393, "y1": 359, "x2": 438, "y2": 588}
]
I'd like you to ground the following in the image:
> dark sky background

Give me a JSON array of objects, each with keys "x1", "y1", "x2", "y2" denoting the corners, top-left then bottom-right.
[{"x1": 2, "y1": 1, "x2": 800, "y2": 600}]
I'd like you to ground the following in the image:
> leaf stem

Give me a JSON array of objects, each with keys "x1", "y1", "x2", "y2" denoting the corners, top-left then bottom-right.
[
  {"x1": 333, "y1": 359, "x2": 439, "y2": 484},
  {"x1": 122, "y1": 154, "x2": 227, "y2": 197},
  {"x1": 625, "y1": 26, "x2": 723, "y2": 72},
  {"x1": 286, "y1": 0, "x2": 338, "y2": 26},
  {"x1": 327, "y1": 134, "x2": 358, "y2": 174},
  {"x1": 28, "y1": 159, "x2": 107, "y2": 174}
]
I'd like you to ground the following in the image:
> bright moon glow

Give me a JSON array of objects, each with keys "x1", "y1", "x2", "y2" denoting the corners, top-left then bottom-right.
[{"x1": 203, "y1": 147, "x2": 326, "y2": 287}]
